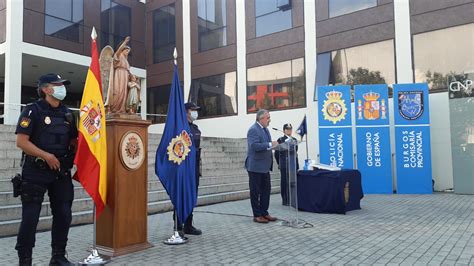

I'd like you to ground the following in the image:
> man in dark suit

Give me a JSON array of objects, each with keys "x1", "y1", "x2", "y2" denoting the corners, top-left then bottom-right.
[{"x1": 245, "y1": 109, "x2": 278, "y2": 223}]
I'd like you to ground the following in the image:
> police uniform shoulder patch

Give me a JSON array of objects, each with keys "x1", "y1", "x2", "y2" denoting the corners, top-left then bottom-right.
[{"x1": 20, "y1": 117, "x2": 31, "y2": 128}]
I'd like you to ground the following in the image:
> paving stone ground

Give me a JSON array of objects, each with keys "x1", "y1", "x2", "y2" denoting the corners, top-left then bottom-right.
[{"x1": 0, "y1": 193, "x2": 473, "y2": 265}]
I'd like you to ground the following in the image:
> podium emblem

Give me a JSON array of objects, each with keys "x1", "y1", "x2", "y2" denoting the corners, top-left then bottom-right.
[
  {"x1": 322, "y1": 90, "x2": 347, "y2": 124},
  {"x1": 120, "y1": 131, "x2": 145, "y2": 170},
  {"x1": 398, "y1": 91, "x2": 424, "y2": 120},
  {"x1": 167, "y1": 130, "x2": 193, "y2": 165}
]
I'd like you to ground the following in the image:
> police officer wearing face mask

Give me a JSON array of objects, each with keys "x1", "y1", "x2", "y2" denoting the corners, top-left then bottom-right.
[
  {"x1": 14, "y1": 74, "x2": 77, "y2": 266},
  {"x1": 180, "y1": 102, "x2": 202, "y2": 235},
  {"x1": 274, "y1": 123, "x2": 299, "y2": 206}
]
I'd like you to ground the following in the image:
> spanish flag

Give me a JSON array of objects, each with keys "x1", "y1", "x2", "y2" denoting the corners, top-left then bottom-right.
[{"x1": 74, "y1": 27, "x2": 107, "y2": 217}]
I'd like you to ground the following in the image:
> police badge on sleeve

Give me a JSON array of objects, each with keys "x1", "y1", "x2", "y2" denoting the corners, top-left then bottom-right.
[
  {"x1": 398, "y1": 91, "x2": 424, "y2": 120},
  {"x1": 20, "y1": 117, "x2": 31, "y2": 128}
]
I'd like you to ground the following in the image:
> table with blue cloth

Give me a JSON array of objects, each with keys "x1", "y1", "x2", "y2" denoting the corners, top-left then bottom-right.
[{"x1": 292, "y1": 169, "x2": 364, "y2": 214}]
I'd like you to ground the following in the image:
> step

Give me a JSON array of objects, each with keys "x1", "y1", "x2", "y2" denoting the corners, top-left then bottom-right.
[
  {"x1": 0, "y1": 197, "x2": 94, "y2": 222},
  {"x1": 149, "y1": 167, "x2": 248, "y2": 177},
  {"x1": 0, "y1": 186, "x2": 280, "y2": 237},
  {"x1": 0, "y1": 158, "x2": 22, "y2": 170},
  {"x1": 147, "y1": 179, "x2": 279, "y2": 202},
  {"x1": 0, "y1": 168, "x2": 22, "y2": 181},
  {"x1": 0, "y1": 149, "x2": 22, "y2": 159},
  {"x1": 0, "y1": 178, "x2": 280, "y2": 222},
  {"x1": 0, "y1": 186, "x2": 91, "y2": 206},
  {"x1": 0, "y1": 125, "x2": 17, "y2": 133}
]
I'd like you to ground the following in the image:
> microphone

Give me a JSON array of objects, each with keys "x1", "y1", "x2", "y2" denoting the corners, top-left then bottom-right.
[
  {"x1": 272, "y1": 127, "x2": 298, "y2": 144},
  {"x1": 272, "y1": 127, "x2": 284, "y2": 133}
]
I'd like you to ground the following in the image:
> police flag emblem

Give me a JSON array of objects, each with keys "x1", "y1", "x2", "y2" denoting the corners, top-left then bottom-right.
[
  {"x1": 398, "y1": 91, "x2": 424, "y2": 120},
  {"x1": 167, "y1": 130, "x2": 193, "y2": 165}
]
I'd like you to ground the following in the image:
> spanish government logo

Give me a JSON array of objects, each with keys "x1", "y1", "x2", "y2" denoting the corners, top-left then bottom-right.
[
  {"x1": 80, "y1": 100, "x2": 103, "y2": 143},
  {"x1": 167, "y1": 130, "x2": 193, "y2": 165},
  {"x1": 322, "y1": 90, "x2": 347, "y2": 124},
  {"x1": 357, "y1": 91, "x2": 387, "y2": 120},
  {"x1": 398, "y1": 91, "x2": 424, "y2": 120},
  {"x1": 120, "y1": 132, "x2": 145, "y2": 170}
]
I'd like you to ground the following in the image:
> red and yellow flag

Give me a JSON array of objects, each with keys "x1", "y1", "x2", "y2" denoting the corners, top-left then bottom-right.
[{"x1": 74, "y1": 27, "x2": 107, "y2": 217}]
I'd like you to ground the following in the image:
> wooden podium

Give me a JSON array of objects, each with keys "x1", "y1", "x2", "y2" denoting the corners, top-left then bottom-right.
[{"x1": 96, "y1": 115, "x2": 152, "y2": 256}]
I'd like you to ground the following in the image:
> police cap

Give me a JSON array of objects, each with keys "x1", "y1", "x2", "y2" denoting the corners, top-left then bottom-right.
[
  {"x1": 283, "y1": 123, "x2": 293, "y2": 130},
  {"x1": 185, "y1": 102, "x2": 201, "y2": 110},
  {"x1": 38, "y1": 73, "x2": 71, "y2": 86}
]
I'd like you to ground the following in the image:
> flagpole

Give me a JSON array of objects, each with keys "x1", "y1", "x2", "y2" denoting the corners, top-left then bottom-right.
[
  {"x1": 305, "y1": 133, "x2": 309, "y2": 162},
  {"x1": 163, "y1": 48, "x2": 188, "y2": 245},
  {"x1": 79, "y1": 26, "x2": 111, "y2": 265}
]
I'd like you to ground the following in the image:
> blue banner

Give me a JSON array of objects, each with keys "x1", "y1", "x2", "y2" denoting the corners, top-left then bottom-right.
[
  {"x1": 317, "y1": 85, "x2": 353, "y2": 168},
  {"x1": 354, "y1": 84, "x2": 392, "y2": 194},
  {"x1": 393, "y1": 83, "x2": 432, "y2": 194},
  {"x1": 155, "y1": 65, "x2": 197, "y2": 224}
]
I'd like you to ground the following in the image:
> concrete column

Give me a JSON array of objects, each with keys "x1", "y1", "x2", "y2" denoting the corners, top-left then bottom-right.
[
  {"x1": 394, "y1": 0, "x2": 414, "y2": 83},
  {"x1": 235, "y1": 0, "x2": 247, "y2": 118},
  {"x1": 4, "y1": 0, "x2": 23, "y2": 125},
  {"x1": 182, "y1": 0, "x2": 191, "y2": 101},
  {"x1": 303, "y1": 0, "x2": 318, "y2": 161}
]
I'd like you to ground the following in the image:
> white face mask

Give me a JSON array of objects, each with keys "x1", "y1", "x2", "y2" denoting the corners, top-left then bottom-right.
[
  {"x1": 52, "y1": 85, "x2": 67, "y2": 100},
  {"x1": 190, "y1": 111, "x2": 198, "y2": 121}
]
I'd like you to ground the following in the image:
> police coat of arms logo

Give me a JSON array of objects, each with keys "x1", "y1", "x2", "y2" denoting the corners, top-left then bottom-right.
[
  {"x1": 322, "y1": 90, "x2": 347, "y2": 124},
  {"x1": 167, "y1": 130, "x2": 193, "y2": 165},
  {"x1": 120, "y1": 131, "x2": 145, "y2": 170},
  {"x1": 398, "y1": 91, "x2": 424, "y2": 120}
]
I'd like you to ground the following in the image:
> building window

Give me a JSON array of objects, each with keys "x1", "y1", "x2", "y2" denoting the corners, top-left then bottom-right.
[
  {"x1": 255, "y1": 0, "x2": 292, "y2": 37},
  {"x1": 329, "y1": 0, "x2": 377, "y2": 18},
  {"x1": 45, "y1": 0, "x2": 83, "y2": 43},
  {"x1": 315, "y1": 39, "x2": 396, "y2": 100},
  {"x1": 189, "y1": 72, "x2": 237, "y2": 118},
  {"x1": 147, "y1": 84, "x2": 171, "y2": 124},
  {"x1": 153, "y1": 4, "x2": 176, "y2": 63},
  {"x1": 247, "y1": 58, "x2": 305, "y2": 113},
  {"x1": 100, "y1": 0, "x2": 131, "y2": 50},
  {"x1": 197, "y1": 0, "x2": 227, "y2": 52},
  {"x1": 413, "y1": 24, "x2": 474, "y2": 93}
]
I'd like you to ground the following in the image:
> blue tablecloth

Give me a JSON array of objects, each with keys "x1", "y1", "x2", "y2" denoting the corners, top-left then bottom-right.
[{"x1": 294, "y1": 169, "x2": 364, "y2": 214}]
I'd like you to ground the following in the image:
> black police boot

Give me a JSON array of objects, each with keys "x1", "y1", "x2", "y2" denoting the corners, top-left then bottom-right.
[
  {"x1": 18, "y1": 249, "x2": 32, "y2": 266},
  {"x1": 49, "y1": 246, "x2": 74, "y2": 266},
  {"x1": 184, "y1": 214, "x2": 202, "y2": 235}
]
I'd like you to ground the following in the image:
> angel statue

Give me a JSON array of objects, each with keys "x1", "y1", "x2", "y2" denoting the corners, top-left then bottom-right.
[
  {"x1": 127, "y1": 74, "x2": 141, "y2": 114},
  {"x1": 99, "y1": 36, "x2": 131, "y2": 114}
]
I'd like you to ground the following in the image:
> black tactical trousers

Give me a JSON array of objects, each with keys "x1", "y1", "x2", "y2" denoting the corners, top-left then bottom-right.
[{"x1": 15, "y1": 171, "x2": 74, "y2": 252}]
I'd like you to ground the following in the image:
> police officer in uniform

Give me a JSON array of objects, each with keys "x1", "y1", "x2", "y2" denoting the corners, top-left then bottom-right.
[
  {"x1": 274, "y1": 123, "x2": 299, "y2": 206},
  {"x1": 181, "y1": 102, "x2": 202, "y2": 235},
  {"x1": 14, "y1": 74, "x2": 77, "y2": 266}
]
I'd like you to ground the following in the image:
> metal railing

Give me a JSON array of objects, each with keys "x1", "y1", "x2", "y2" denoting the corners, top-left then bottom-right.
[{"x1": 0, "y1": 102, "x2": 167, "y2": 123}]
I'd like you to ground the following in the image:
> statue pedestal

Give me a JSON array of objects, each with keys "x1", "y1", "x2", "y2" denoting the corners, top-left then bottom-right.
[{"x1": 96, "y1": 117, "x2": 152, "y2": 256}]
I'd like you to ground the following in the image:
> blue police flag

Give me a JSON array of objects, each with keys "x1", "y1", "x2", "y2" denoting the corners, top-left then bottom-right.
[
  {"x1": 155, "y1": 64, "x2": 197, "y2": 224},
  {"x1": 296, "y1": 115, "x2": 307, "y2": 140}
]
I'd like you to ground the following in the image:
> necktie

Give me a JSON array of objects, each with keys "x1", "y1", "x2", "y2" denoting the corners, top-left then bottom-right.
[{"x1": 263, "y1": 127, "x2": 271, "y2": 142}]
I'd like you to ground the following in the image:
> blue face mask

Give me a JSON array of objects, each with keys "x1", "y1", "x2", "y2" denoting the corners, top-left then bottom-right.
[{"x1": 52, "y1": 85, "x2": 67, "y2": 100}]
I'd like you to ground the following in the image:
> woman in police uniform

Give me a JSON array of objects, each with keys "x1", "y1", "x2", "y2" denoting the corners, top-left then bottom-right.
[
  {"x1": 274, "y1": 123, "x2": 299, "y2": 206},
  {"x1": 15, "y1": 73, "x2": 77, "y2": 266}
]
